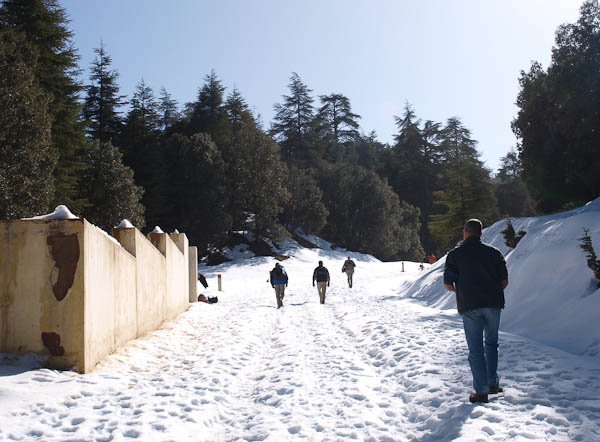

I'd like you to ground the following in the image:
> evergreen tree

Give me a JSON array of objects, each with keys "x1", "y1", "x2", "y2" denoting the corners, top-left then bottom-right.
[
  {"x1": 318, "y1": 164, "x2": 424, "y2": 261},
  {"x1": 220, "y1": 88, "x2": 290, "y2": 239},
  {"x1": 80, "y1": 140, "x2": 145, "y2": 232},
  {"x1": 281, "y1": 167, "x2": 328, "y2": 235},
  {"x1": 439, "y1": 117, "x2": 479, "y2": 163},
  {"x1": 225, "y1": 87, "x2": 252, "y2": 130},
  {"x1": 500, "y1": 218, "x2": 526, "y2": 248},
  {"x1": 240, "y1": 127, "x2": 290, "y2": 239},
  {"x1": 578, "y1": 228, "x2": 600, "y2": 287},
  {"x1": 271, "y1": 72, "x2": 318, "y2": 167},
  {"x1": 119, "y1": 79, "x2": 163, "y2": 226},
  {"x1": 188, "y1": 70, "x2": 228, "y2": 143},
  {"x1": 429, "y1": 160, "x2": 498, "y2": 251},
  {"x1": 120, "y1": 79, "x2": 161, "y2": 182},
  {"x1": 494, "y1": 149, "x2": 535, "y2": 217},
  {"x1": 385, "y1": 105, "x2": 443, "y2": 253},
  {"x1": 160, "y1": 132, "x2": 230, "y2": 248},
  {"x1": 223, "y1": 88, "x2": 255, "y2": 230},
  {"x1": 158, "y1": 86, "x2": 180, "y2": 130},
  {"x1": 0, "y1": 29, "x2": 56, "y2": 218},
  {"x1": 1, "y1": 0, "x2": 87, "y2": 211},
  {"x1": 82, "y1": 41, "x2": 124, "y2": 144},
  {"x1": 348, "y1": 131, "x2": 385, "y2": 172},
  {"x1": 513, "y1": 0, "x2": 600, "y2": 212},
  {"x1": 316, "y1": 93, "x2": 360, "y2": 162}
]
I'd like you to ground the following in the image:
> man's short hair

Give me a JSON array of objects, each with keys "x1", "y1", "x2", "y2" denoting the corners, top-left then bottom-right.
[
  {"x1": 318, "y1": 260, "x2": 323, "y2": 266},
  {"x1": 464, "y1": 219, "x2": 483, "y2": 236}
]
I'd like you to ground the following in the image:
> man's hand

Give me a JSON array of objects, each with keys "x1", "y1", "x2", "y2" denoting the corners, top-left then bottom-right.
[
  {"x1": 444, "y1": 283, "x2": 456, "y2": 292},
  {"x1": 312, "y1": 282, "x2": 315, "y2": 287},
  {"x1": 501, "y1": 279, "x2": 508, "y2": 289}
]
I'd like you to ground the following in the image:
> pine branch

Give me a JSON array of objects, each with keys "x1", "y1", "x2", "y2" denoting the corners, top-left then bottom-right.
[
  {"x1": 501, "y1": 218, "x2": 526, "y2": 248},
  {"x1": 578, "y1": 228, "x2": 600, "y2": 287}
]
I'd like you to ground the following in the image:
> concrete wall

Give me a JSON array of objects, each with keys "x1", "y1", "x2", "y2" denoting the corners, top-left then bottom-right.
[
  {"x1": 0, "y1": 219, "x2": 85, "y2": 370},
  {"x1": 113, "y1": 228, "x2": 166, "y2": 337},
  {"x1": 1, "y1": 218, "x2": 193, "y2": 373},
  {"x1": 166, "y1": 233, "x2": 189, "y2": 321},
  {"x1": 188, "y1": 246, "x2": 198, "y2": 303},
  {"x1": 84, "y1": 220, "x2": 137, "y2": 372}
]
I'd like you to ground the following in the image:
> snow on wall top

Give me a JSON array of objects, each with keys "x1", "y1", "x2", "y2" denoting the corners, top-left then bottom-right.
[
  {"x1": 23, "y1": 205, "x2": 79, "y2": 220},
  {"x1": 115, "y1": 219, "x2": 134, "y2": 228}
]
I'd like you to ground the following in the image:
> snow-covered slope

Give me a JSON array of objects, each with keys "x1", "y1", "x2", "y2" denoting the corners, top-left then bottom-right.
[{"x1": 399, "y1": 198, "x2": 600, "y2": 359}]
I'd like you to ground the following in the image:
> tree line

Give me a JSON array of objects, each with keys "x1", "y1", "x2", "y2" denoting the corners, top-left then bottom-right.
[{"x1": 2, "y1": 0, "x2": 599, "y2": 262}]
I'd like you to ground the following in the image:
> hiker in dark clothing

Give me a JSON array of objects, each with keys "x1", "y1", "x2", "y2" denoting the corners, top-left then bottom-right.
[
  {"x1": 270, "y1": 263, "x2": 288, "y2": 309},
  {"x1": 444, "y1": 219, "x2": 508, "y2": 404},
  {"x1": 342, "y1": 257, "x2": 356, "y2": 288},
  {"x1": 312, "y1": 260, "x2": 330, "y2": 304}
]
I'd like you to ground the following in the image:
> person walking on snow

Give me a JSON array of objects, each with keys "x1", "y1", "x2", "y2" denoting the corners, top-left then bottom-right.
[
  {"x1": 342, "y1": 256, "x2": 356, "y2": 288},
  {"x1": 443, "y1": 219, "x2": 508, "y2": 404},
  {"x1": 312, "y1": 260, "x2": 330, "y2": 304},
  {"x1": 270, "y1": 263, "x2": 288, "y2": 309}
]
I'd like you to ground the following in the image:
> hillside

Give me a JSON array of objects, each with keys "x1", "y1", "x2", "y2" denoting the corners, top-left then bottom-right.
[{"x1": 398, "y1": 198, "x2": 600, "y2": 359}]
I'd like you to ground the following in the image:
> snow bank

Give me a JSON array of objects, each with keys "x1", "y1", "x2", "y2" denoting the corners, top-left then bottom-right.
[{"x1": 399, "y1": 197, "x2": 600, "y2": 359}]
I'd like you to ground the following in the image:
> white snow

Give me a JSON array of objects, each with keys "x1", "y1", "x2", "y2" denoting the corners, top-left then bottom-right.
[
  {"x1": 1, "y1": 201, "x2": 600, "y2": 441},
  {"x1": 23, "y1": 204, "x2": 78, "y2": 220},
  {"x1": 116, "y1": 219, "x2": 135, "y2": 228},
  {"x1": 150, "y1": 226, "x2": 164, "y2": 234}
]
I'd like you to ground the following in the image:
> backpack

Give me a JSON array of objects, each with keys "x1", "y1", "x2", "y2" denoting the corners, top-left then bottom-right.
[
  {"x1": 316, "y1": 266, "x2": 328, "y2": 281},
  {"x1": 272, "y1": 266, "x2": 283, "y2": 279}
]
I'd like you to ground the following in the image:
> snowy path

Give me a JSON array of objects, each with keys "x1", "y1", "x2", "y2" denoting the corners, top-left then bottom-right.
[{"x1": 1, "y1": 254, "x2": 599, "y2": 441}]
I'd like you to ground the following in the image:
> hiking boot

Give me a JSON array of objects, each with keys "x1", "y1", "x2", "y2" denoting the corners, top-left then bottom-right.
[
  {"x1": 469, "y1": 393, "x2": 488, "y2": 403},
  {"x1": 489, "y1": 385, "x2": 503, "y2": 394}
]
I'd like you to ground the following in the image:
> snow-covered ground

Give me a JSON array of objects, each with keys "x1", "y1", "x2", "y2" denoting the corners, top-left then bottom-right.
[{"x1": 2, "y1": 203, "x2": 600, "y2": 441}]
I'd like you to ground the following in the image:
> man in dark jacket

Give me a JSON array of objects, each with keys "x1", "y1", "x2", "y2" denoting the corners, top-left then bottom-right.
[
  {"x1": 444, "y1": 219, "x2": 508, "y2": 404},
  {"x1": 270, "y1": 263, "x2": 288, "y2": 309},
  {"x1": 312, "y1": 260, "x2": 330, "y2": 304}
]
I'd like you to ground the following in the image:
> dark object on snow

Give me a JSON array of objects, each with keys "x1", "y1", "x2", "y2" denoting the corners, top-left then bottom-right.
[
  {"x1": 205, "y1": 251, "x2": 231, "y2": 266},
  {"x1": 291, "y1": 233, "x2": 318, "y2": 249},
  {"x1": 198, "y1": 294, "x2": 218, "y2": 304},
  {"x1": 248, "y1": 239, "x2": 277, "y2": 256},
  {"x1": 198, "y1": 274, "x2": 208, "y2": 288}
]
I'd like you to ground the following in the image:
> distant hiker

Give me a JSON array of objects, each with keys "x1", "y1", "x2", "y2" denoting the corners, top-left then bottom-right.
[
  {"x1": 342, "y1": 256, "x2": 356, "y2": 288},
  {"x1": 443, "y1": 219, "x2": 508, "y2": 404},
  {"x1": 312, "y1": 260, "x2": 330, "y2": 304},
  {"x1": 428, "y1": 253, "x2": 437, "y2": 264},
  {"x1": 269, "y1": 263, "x2": 288, "y2": 309}
]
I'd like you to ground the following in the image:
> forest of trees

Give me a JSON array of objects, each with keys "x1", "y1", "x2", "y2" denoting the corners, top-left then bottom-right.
[{"x1": 1, "y1": 0, "x2": 599, "y2": 262}]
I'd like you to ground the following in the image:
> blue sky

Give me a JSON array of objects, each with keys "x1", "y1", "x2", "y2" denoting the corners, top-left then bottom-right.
[{"x1": 61, "y1": 0, "x2": 584, "y2": 172}]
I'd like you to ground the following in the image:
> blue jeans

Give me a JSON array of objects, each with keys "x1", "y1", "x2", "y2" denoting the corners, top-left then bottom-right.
[{"x1": 462, "y1": 308, "x2": 501, "y2": 395}]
